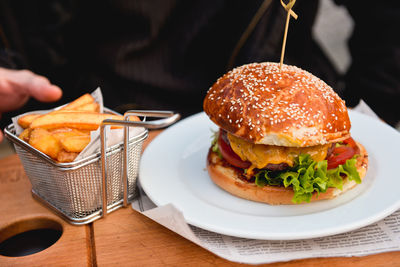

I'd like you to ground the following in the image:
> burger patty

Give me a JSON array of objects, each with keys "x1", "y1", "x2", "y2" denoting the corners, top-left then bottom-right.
[
  {"x1": 227, "y1": 132, "x2": 331, "y2": 175},
  {"x1": 326, "y1": 143, "x2": 336, "y2": 158},
  {"x1": 219, "y1": 129, "x2": 337, "y2": 174},
  {"x1": 264, "y1": 162, "x2": 289, "y2": 171},
  {"x1": 242, "y1": 143, "x2": 336, "y2": 172}
]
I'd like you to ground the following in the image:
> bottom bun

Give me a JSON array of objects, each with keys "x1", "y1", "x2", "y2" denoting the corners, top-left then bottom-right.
[{"x1": 206, "y1": 142, "x2": 368, "y2": 205}]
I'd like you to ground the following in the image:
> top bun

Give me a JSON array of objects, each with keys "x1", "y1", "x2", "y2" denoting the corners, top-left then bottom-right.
[{"x1": 203, "y1": 62, "x2": 351, "y2": 147}]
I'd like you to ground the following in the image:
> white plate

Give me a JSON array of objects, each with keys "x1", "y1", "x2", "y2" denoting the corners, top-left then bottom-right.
[{"x1": 139, "y1": 110, "x2": 400, "y2": 240}]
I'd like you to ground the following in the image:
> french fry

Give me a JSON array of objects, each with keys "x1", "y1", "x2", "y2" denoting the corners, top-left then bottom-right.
[
  {"x1": 17, "y1": 92, "x2": 141, "y2": 162},
  {"x1": 17, "y1": 94, "x2": 96, "y2": 129},
  {"x1": 19, "y1": 128, "x2": 32, "y2": 142},
  {"x1": 59, "y1": 135, "x2": 90, "y2": 153},
  {"x1": 17, "y1": 114, "x2": 41, "y2": 129},
  {"x1": 18, "y1": 93, "x2": 98, "y2": 126},
  {"x1": 30, "y1": 111, "x2": 139, "y2": 131},
  {"x1": 59, "y1": 93, "x2": 95, "y2": 111},
  {"x1": 57, "y1": 150, "x2": 79, "y2": 163},
  {"x1": 29, "y1": 128, "x2": 62, "y2": 159},
  {"x1": 73, "y1": 102, "x2": 100, "y2": 112},
  {"x1": 30, "y1": 111, "x2": 122, "y2": 130},
  {"x1": 51, "y1": 128, "x2": 89, "y2": 140}
]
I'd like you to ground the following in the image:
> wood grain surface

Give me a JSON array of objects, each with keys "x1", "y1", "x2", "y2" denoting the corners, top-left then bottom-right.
[
  {"x1": 0, "y1": 130, "x2": 399, "y2": 266},
  {"x1": 0, "y1": 155, "x2": 90, "y2": 266}
]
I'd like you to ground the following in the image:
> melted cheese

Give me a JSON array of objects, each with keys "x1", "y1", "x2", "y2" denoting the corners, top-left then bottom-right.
[{"x1": 227, "y1": 133, "x2": 330, "y2": 174}]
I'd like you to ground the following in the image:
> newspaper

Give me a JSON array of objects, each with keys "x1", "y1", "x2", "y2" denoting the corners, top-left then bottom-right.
[{"x1": 131, "y1": 100, "x2": 400, "y2": 264}]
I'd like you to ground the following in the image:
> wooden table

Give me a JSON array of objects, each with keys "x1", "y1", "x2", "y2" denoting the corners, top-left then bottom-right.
[{"x1": 0, "y1": 130, "x2": 399, "y2": 266}]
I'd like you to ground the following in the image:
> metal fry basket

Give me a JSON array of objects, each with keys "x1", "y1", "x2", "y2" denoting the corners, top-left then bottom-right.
[{"x1": 5, "y1": 110, "x2": 180, "y2": 225}]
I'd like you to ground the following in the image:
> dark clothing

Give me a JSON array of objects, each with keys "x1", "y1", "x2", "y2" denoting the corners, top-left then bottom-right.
[
  {"x1": 338, "y1": 1, "x2": 400, "y2": 126},
  {"x1": 0, "y1": 0, "x2": 399, "y2": 127}
]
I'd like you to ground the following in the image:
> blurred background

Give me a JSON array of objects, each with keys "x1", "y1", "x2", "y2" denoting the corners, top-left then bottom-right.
[{"x1": 1, "y1": 0, "x2": 398, "y2": 159}]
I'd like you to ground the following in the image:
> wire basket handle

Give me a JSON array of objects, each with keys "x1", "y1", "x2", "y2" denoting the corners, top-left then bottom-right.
[{"x1": 99, "y1": 110, "x2": 180, "y2": 218}]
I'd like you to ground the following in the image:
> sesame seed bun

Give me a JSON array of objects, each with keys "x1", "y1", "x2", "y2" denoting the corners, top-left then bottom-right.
[
  {"x1": 203, "y1": 62, "x2": 351, "y2": 147},
  {"x1": 206, "y1": 141, "x2": 368, "y2": 205}
]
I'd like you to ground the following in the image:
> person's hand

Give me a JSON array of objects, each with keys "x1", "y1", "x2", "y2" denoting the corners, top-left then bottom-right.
[{"x1": 0, "y1": 67, "x2": 62, "y2": 142}]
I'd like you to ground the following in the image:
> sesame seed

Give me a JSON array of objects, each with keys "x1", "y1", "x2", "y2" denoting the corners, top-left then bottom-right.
[{"x1": 205, "y1": 62, "x2": 348, "y2": 142}]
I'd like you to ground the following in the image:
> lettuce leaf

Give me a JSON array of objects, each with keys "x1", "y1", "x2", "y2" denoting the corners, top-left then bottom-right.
[
  {"x1": 255, "y1": 154, "x2": 361, "y2": 204},
  {"x1": 211, "y1": 130, "x2": 222, "y2": 158}
]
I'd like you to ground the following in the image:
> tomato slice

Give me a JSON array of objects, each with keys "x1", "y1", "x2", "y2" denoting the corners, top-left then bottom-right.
[
  {"x1": 217, "y1": 130, "x2": 250, "y2": 169},
  {"x1": 343, "y1": 137, "x2": 360, "y2": 154},
  {"x1": 327, "y1": 138, "x2": 358, "y2": 169}
]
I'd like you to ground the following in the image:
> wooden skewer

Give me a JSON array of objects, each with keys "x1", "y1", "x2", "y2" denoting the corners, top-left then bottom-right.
[
  {"x1": 280, "y1": 0, "x2": 298, "y2": 19},
  {"x1": 279, "y1": 0, "x2": 298, "y2": 71}
]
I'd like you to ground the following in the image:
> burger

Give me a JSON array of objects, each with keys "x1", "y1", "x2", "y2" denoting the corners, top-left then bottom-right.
[{"x1": 203, "y1": 62, "x2": 368, "y2": 205}]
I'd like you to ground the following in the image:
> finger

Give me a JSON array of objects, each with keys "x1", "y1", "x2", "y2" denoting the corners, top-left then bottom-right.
[
  {"x1": 0, "y1": 113, "x2": 5, "y2": 143},
  {"x1": 0, "y1": 68, "x2": 63, "y2": 103},
  {"x1": 24, "y1": 72, "x2": 63, "y2": 102}
]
